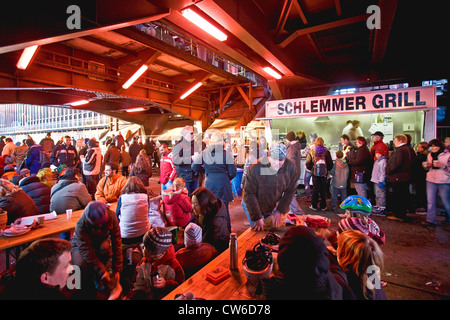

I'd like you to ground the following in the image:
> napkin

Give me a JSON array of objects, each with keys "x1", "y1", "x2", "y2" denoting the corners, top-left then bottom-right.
[{"x1": 20, "y1": 211, "x2": 57, "y2": 225}]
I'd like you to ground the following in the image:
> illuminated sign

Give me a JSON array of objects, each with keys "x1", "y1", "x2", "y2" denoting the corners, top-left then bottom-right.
[{"x1": 265, "y1": 86, "x2": 436, "y2": 119}]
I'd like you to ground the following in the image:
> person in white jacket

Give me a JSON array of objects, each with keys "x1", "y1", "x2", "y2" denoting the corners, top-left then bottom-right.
[{"x1": 81, "y1": 139, "x2": 102, "y2": 199}]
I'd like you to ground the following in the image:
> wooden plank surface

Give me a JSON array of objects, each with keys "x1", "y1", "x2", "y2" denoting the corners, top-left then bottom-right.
[
  {"x1": 163, "y1": 227, "x2": 286, "y2": 301},
  {"x1": 0, "y1": 202, "x2": 117, "y2": 251}
]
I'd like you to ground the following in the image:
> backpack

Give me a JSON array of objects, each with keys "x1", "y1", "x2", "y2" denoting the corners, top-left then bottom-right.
[{"x1": 313, "y1": 151, "x2": 328, "y2": 177}]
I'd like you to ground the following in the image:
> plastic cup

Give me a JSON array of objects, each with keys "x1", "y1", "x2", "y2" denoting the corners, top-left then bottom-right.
[
  {"x1": 66, "y1": 209, "x2": 73, "y2": 219},
  {"x1": 37, "y1": 216, "x2": 45, "y2": 225}
]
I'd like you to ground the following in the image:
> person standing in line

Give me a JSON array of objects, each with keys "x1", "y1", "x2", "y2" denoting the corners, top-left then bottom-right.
[
  {"x1": 159, "y1": 142, "x2": 176, "y2": 192},
  {"x1": 386, "y1": 134, "x2": 416, "y2": 222},
  {"x1": 330, "y1": 150, "x2": 349, "y2": 212},
  {"x1": 347, "y1": 137, "x2": 372, "y2": 199},
  {"x1": 300, "y1": 133, "x2": 318, "y2": 199},
  {"x1": 370, "y1": 131, "x2": 389, "y2": 160},
  {"x1": 370, "y1": 150, "x2": 387, "y2": 211},
  {"x1": 285, "y1": 131, "x2": 304, "y2": 214}
]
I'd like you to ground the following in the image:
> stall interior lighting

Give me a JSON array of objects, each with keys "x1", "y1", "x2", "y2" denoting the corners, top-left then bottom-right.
[
  {"x1": 180, "y1": 82, "x2": 203, "y2": 100},
  {"x1": 263, "y1": 67, "x2": 282, "y2": 79},
  {"x1": 122, "y1": 65, "x2": 149, "y2": 89},
  {"x1": 126, "y1": 107, "x2": 145, "y2": 113},
  {"x1": 181, "y1": 8, "x2": 227, "y2": 41},
  {"x1": 69, "y1": 99, "x2": 90, "y2": 107},
  {"x1": 16, "y1": 45, "x2": 39, "y2": 70}
]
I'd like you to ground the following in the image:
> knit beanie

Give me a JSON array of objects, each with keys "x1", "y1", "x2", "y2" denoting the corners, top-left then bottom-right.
[
  {"x1": 269, "y1": 142, "x2": 287, "y2": 160},
  {"x1": 184, "y1": 223, "x2": 202, "y2": 247},
  {"x1": 338, "y1": 217, "x2": 385, "y2": 245},
  {"x1": 143, "y1": 227, "x2": 172, "y2": 255},
  {"x1": 285, "y1": 131, "x2": 296, "y2": 142},
  {"x1": 84, "y1": 201, "x2": 108, "y2": 226}
]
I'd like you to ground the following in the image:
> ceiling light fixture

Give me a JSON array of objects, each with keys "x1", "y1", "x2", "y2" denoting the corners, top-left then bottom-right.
[
  {"x1": 263, "y1": 67, "x2": 282, "y2": 79},
  {"x1": 16, "y1": 45, "x2": 39, "y2": 70},
  {"x1": 180, "y1": 82, "x2": 203, "y2": 100},
  {"x1": 69, "y1": 99, "x2": 90, "y2": 106},
  {"x1": 122, "y1": 65, "x2": 149, "y2": 89},
  {"x1": 126, "y1": 107, "x2": 145, "y2": 113},
  {"x1": 181, "y1": 8, "x2": 228, "y2": 41}
]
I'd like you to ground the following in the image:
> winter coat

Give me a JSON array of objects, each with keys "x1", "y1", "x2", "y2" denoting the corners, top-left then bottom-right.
[
  {"x1": 172, "y1": 138, "x2": 198, "y2": 183},
  {"x1": 159, "y1": 152, "x2": 176, "y2": 185},
  {"x1": 121, "y1": 151, "x2": 132, "y2": 167},
  {"x1": 330, "y1": 158, "x2": 349, "y2": 189},
  {"x1": 71, "y1": 207, "x2": 123, "y2": 278},
  {"x1": 131, "y1": 245, "x2": 184, "y2": 300},
  {"x1": 370, "y1": 140, "x2": 389, "y2": 159},
  {"x1": 103, "y1": 145, "x2": 122, "y2": 168},
  {"x1": 162, "y1": 187, "x2": 192, "y2": 227},
  {"x1": 50, "y1": 179, "x2": 92, "y2": 214},
  {"x1": 286, "y1": 141, "x2": 302, "y2": 180},
  {"x1": 82, "y1": 146, "x2": 102, "y2": 176},
  {"x1": 175, "y1": 242, "x2": 218, "y2": 279},
  {"x1": 25, "y1": 144, "x2": 45, "y2": 174},
  {"x1": 199, "y1": 199, "x2": 231, "y2": 253},
  {"x1": 50, "y1": 143, "x2": 78, "y2": 168},
  {"x1": 129, "y1": 168, "x2": 152, "y2": 187},
  {"x1": 192, "y1": 145, "x2": 237, "y2": 204},
  {"x1": 0, "y1": 189, "x2": 39, "y2": 224},
  {"x1": 128, "y1": 141, "x2": 142, "y2": 164},
  {"x1": 425, "y1": 151, "x2": 450, "y2": 184},
  {"x1": 19, "y1": 176, "x2": 51, "y2": 214},
  {"x1": 347, "y1": 144, "x2": 372, "y2": 183},
  {"x1": 95, "y1": 173, "x2": 127, "y2": 203},
  {"x1": 370, "y1": 156, "x2": 387, "y2": 184},
  {"x1": 305, "y1": 145, "x2": 334, "y2": 177},
  {"x1": 386, "y1": 144, "x2": 416, "y2": 183},
  {"x1": 243, "y1": 156, "x2": 297, "y2": 222},
  {"x1": 116, "y1": 193, "x2": 150, "y2": 239}
]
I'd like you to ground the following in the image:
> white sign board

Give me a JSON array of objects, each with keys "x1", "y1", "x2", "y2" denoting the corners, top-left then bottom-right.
[{"x1": 265, "y1": 86, "x2": 436, "y2": 119}]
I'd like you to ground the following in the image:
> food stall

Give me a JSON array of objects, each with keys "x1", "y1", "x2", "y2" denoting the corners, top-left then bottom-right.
[{"x1": 259, "y1": 86, "x2": 437, "y2": 184}]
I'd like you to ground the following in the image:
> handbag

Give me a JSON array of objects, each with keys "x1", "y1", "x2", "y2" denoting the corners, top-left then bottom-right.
[{"x1": 355, "y1": 171, "x2": 365, "y2": 183}]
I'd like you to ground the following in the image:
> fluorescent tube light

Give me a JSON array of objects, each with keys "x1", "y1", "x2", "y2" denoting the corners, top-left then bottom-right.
[
  {"x1": 16, "y1": 45, "x2": 39, "y2": 70},
  {"x1": 69, "y1": 99, "x2": 90, "y2": 106},
  {"x1": 180, "y1": 82, "x2": 203, "y2": 100},
  {"x1": 181, "y1": 8, "x2": 227, "y2": 41},
  {"x1": 263, "y1": 67, "x2": 282, "y2": 79},
  {"x1": 122, "y1": 65, "x2": 149, "y2": 89},
  {"x1": 126, "y1": 107, "x2": 145, "y2": 113}
]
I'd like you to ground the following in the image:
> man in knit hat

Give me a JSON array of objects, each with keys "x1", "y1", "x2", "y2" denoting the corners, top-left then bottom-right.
[
  {"x1": 130, "y1": 227, "x2": 184, "y2": 300},
  {"x1": 175, "y1": 223, "x2": 218, "y2": 278},
  {"x1": 243, "y1": 142, "x2": 298, "y2": 231}
]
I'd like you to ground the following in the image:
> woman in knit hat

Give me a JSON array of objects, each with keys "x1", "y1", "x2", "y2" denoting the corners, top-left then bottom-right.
[
  {"x1": 130, "y1": 227, "x2": 184, "y2": 300},
  {"x1": 175, "y1": 223, "x2": 218, "y2": 279}
]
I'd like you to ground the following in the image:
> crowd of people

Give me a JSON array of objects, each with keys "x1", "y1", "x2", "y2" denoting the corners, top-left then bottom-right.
[{"x1": 0, "y1": 127, "x2": 449, "y2": 300}]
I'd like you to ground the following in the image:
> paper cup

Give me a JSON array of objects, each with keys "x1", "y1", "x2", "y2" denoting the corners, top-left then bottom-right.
[{"x1": 66, "y1": 209, "x2": 73, "y2": 219}]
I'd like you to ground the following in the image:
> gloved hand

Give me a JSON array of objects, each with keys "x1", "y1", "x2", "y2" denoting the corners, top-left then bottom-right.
[{"x1": 378, "y1": 181, "x2": 385, "y2": 189}]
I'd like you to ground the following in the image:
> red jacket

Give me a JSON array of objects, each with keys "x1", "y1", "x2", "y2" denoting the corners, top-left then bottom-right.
[
  {"x1": 160, "y1": 152, "x2": 176, "y2": 185},
  {"x1": 370, "y1": 140, "x2": 389, "y2": 160},
  {"x1": 162, "y1": 187, "x2": 192, "y2": 227}
]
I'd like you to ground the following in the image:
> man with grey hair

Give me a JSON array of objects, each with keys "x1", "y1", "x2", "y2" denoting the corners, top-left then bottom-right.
[{"x1": 243, "y1": 142, "x2": 298, "y2": 231}]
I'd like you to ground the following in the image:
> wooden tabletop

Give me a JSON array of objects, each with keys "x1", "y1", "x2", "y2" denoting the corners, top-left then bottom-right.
[
  {"x1": 0, "y1": 202, "x2": 117, "y2": 252},
  {"x1": 162, "y1": 227, "x2": 287, "y2": 301}
]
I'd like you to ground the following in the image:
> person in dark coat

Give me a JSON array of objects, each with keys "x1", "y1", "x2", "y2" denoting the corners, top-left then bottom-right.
[
  {"x1": 191, "y1": 187, "x2": 230, "y2": 253},
  {"x1": 347, "y1": 136, "x2": 372, "y2": 199},
  {"x1": 50, "y1": 136, "x2": 78, "y2": 168},
  {"x1": 70, "y1": 201, "x2": 123, "y2": 299},
  {"x1": 172, "y1": 126, "x2": 199, "y2": 196},
  {"x1": 192, "y1": 132, "x2": 237, "y2": 232},
  {"x1": 24, "y1": 139, "x2": 45, "y2": 175},
  {"x1": 305, "y1": 137, "x2": 334, "y2": 211},
  {"x1": 386, "y1": 134, "x2": 417, "y2": 221},
  {"x1": 0, "y1": 178, "x2": 39, "y2": 224},
  {"x1": 128, "y1": 137, "x2": 143, "y2": 164},
  {"x1": 261, "y1": 226, "x2": 347, "y2": 300},
  {"x1": 19, "y1": 175, "x2": 51, "y2": 214}
]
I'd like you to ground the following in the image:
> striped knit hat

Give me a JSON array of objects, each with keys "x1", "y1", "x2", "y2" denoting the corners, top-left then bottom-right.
[
  {"x1": 143, "y1": 227, "x2": 172, "y2": 255},
  {"x1": 338, "y1": 217, "x2": 385, "y2": 245},
  {"x1": 184, "y1": 223, "x2": 202, "y2": 247}
]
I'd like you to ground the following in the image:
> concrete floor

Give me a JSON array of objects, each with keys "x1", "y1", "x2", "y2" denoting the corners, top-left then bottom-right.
[{"x1": 1, "y1": 171, "x2": 449, "y2": 300}]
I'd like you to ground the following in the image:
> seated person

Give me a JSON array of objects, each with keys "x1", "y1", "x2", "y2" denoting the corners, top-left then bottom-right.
[
  {"x1": 129, "y1": 227, "x2": 184, "y2": 300},
  {"x1": 175, "y1": 223, "x2": 218, "y2": 279},
  {"x1": 1, "y1": 239, "x2": 72, "y2": 300},
  {"x1": 37, "y1": 161, "x2": 54, "y2": 188},
  {"x1": 50, "y1": 167, "x2": 92, "y2": 215},
  {"x1": 0, "y1": 178, "x2": 38, "y2": 224},
  {"x1": 19, "y1": 174, "x2": 51, "y2": 215},
  {"x1": 95, "y1": 163, "x2": 127, "y2": 203},
  {"x1": 116, "y1": 176, "x2": 150, "y2": 245},
  {"x1": 162, "y1": 177, "x2": 192, "y2": 228},
  {"x1": 1, "y1": 164, "x2": 17, "y2": 181}
]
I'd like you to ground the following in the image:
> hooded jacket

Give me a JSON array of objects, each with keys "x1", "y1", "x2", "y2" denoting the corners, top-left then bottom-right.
[
  {"x1": 159, "y1": 152, "x2": 176, "y2": 185},
  {"x1": 330, "y1": 158, "x2": 349, "y2": 189},
  {"x1": 82, "y1": 146, "x2": 102, "y2": 176},
  {"x1": 305, "y1": 145, "x2": 333, "y2": 177},
  {"x1": 25, "y1": 144, "x2": 45, "y2": 174},
  {"x1": 162, "y1": 187, "x2": 192, "y2": 227},
  {"x1": 19, "y1": 175, "x2": 50, "y2": 214}
]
